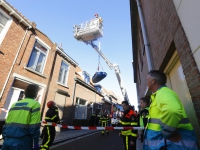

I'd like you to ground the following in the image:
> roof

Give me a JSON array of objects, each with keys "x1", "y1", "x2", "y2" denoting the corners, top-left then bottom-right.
[
  {"x1": 56, "y1": 47, "x2": 79, "y2": 66},
  {"x1": 1, "y1": 0, "x2": 33, "y2": 28}
]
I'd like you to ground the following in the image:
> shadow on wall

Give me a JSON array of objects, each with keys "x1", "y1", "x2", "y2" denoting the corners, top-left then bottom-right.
[{"x1": 43, "y1": 103, "x2": 92, "y2": 128}]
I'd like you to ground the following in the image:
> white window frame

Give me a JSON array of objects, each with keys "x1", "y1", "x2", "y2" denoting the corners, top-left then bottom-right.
[
  {"x1": 0, "y1": 9, "x2": 13, "y2": 45},
  {"x1": 83, "y1": 72, "x2": 90, "y2": 84},
  {"x1": 58, "y1": 60, "x2": 70, "y2": 85},
  {"x1": 27, "y1": 38, "x2": 49, "y2": 74},
  {"x1": 74, "y1": 97, "x2": 88, "y2": 119}
]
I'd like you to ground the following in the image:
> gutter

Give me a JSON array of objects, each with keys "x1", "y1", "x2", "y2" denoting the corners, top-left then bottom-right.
[
  {"x1": 0, "y1": 0, "x2": 32, "y2": 28},
  {"x1": 135, "y1": 0, "x2": 154, "y2": 71},
  {"x1": 56, "y1": 47, "x2": 79, "y2": 67}
]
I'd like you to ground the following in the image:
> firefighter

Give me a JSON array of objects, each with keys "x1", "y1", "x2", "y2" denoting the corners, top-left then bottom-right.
[
  {"x1": 96, "y1": 112, "x2": 101, "y2": 126},
  {"x1": 2, "y1": 84, "x2": 41, "y2": 150},
  {"x1": 94, "y1": 13, "x2": 103, "y2": 25},
  {"x1": 90, "y1": 112, "x2": 96, "y2": 126},
  {"x1": 119, "y1": 101, "x2": 138, "y2": 150},
  {"x1": 99, "y1": 113, "x2": 109, "y2": 135},
  {"x1": 40, "y1": 101, "x2": 60, "y2": 150},
  {"x1": 139, "y1": 97, "x2": 150, "y2": 143}
]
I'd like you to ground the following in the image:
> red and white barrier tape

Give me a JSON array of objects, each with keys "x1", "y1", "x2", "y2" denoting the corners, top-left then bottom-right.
[
  {"x1": 41, "y1": 121, "x2": 144, "y2": 130},
  {"x1": 1, "y1": 108, "x2": 144, "y2": 130}
]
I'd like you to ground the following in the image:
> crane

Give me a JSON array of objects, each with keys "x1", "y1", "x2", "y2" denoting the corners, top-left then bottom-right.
[{"x1": 73, "y1": 14, "x2": 130, "y2": 104}]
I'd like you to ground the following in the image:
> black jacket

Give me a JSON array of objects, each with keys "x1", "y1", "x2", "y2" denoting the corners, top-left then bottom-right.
[{"x1": 45, "y1": 107, "x2": 60, "y2": 124}]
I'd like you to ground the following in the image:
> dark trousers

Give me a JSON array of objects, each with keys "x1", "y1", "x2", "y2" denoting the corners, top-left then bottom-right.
[
  {"x1": 122, "y1": 136, "x2": 136, "y2": 150},
  {"x1": 2, "y1": 136, "x2": 32, "y2": 150},
  {"x1": 40, "y1": 126, "x2": 56, "y2": 150},
  {"x1": 101, "y1": 121, "x2": 109, "y2": 134}
]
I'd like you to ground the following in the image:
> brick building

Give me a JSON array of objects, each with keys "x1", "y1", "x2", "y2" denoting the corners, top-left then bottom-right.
[
  {"x1": 0, "y1": 0, "x2": 107, "y2": 127},
  {"x1": 0, "y1": 1, "x2": 56, "y2": 119},
  {"x1": 72, "y1": 68, "x2": 104, "y2": 126},
  {"x1": 130, "y1": 0, "x2": 200, "y2": 142}
]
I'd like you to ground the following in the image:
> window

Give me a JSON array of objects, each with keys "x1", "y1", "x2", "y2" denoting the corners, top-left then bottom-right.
[
  {"x1": 83, "y1": 71, "x2": 90, "y2": 84},
  {"x1": 0, "y1": 9, "x2": 12, "y2": 45},
  {"x1": 0, "y1": 11, "x2": 8, "y2": 34},
  {"x1": 94, "y1": 85, "x2": 102, "y2": 93},
  {"x1": 58, "y1": 61, "x2": 69, "y2": 85},
  {"x1": 74, "y1": 98, "x2": 87, "y2": 119},
  {"x1": 27, "y1": 40, "x2": 48, "y2": 73}
]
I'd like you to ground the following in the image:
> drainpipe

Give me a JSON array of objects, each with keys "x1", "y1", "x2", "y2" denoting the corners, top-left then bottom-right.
[
  {"x1": 0, "y1": 27, "x2": 30, "y2": 99},
  {"x1": 41, "y1": 49, "x2": 58, "y2": 119},
  {"x1": 70, "y1": 79, "x2": 77, "y2": 125},
  {"x1": 136, "y1": 0, "x2": 154, "y2": 71}
]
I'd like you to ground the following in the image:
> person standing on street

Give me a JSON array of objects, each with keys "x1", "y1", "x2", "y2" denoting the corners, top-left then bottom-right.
[
  {"x1": 119, "y1": 101, "x2": 138, "y2": 150},
  {"x1": 139, "y1": 97, "x2": 150, "y2": 143},
  {"x1": 96, "y1": 112, "x2": 101, "y2": 126},
  {"x1": 99, "y1": 113, "x2": 109, "y2": 135},
  {"x1": 90, "y1": 112, "x2": 96, "y2": 126},
  {"x1": 144, "y1": 70, "x2": 198, "y2": 150},
  {"x1": 2, "y1": 84, "x2": 41, "y2": 150},
  {"x1": 40, "y1": 101, "x2": 60, "y2": 150}
]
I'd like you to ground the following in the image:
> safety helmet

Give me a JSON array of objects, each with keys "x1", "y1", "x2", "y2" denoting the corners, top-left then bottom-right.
[{"x1": 47, "y1": 101, "x2": 55, "y2": 108}]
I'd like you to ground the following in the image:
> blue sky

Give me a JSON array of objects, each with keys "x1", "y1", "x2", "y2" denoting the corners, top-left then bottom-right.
[{"x1": 6, "y1": 0, "x2": 138, "y2": 108}]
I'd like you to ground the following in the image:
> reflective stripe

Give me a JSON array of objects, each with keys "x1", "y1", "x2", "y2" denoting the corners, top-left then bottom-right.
[
  {"x1": 32, "y1": 107, "x2": 40, "y2": 113},
  {"x1": 120, "y1": 122, "x2": 131, "y2": 125},
  {"x1": 142, "y1": 115, "x2": 149, "y2": 118},
  {"x1": 130, "y1": 122, "x2": 138, "y2": 125},
  {"x1": 126, "y1": 136, "x2": 128, "y2": 150},
  {"x1": 121, "y1": 130, "x2": 137, "y2": 137},
  {"x1": 149, "y1": 118, "x2": 190, "y2": 133},
  {"x1": 6, "y1": 122, "x2": 41, "y2": 128},
  {"x1": 101, "y1": 121, "x2": 107, "y2": 123},
  {"x1": 144, "y1": 138, "x2": 198, "y2": 149},
  {"x1": 10, "y1": 107, "x2": 32, "y2": 112},
  {"x1": 43, "y1": 126, "x2": 50, "y2": 149},
  {"x1": 144, "y1": 139, "x2": 164, "y2": 147},
  {"x1": 179, "y1": 118, "x2": 190, "y2": 124},
  {"x1": 15, "y1": 102, "x2": 28, "y2": 106},
  {"x1": 45, "y1": 115, "x2": 57, "y2": 120}
]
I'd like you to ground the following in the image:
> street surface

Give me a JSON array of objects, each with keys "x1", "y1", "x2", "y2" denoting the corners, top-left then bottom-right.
[{"x1": 51, "y1": 130, "x2": 124, "y2": 150}]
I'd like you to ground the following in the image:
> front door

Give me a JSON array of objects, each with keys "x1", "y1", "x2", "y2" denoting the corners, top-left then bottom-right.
[
  {"x1": 166, "y1": 59, "x2": 200, "y2": 141},
  {"x1": 0, "y1": 87, "x2": 24, "y2": 119}
]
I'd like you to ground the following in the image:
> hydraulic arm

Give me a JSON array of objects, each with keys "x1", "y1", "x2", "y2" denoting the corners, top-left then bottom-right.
[{"x1": 86, "y1": 40, "x2": 130, "y2": 104}]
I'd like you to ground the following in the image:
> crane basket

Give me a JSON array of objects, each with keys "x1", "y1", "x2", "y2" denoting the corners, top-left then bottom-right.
[{"x1": 73, "y1": 18, "x2": 103, "y2": 42}]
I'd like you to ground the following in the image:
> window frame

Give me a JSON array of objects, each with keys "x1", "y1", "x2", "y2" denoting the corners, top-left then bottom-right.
[
  {"x1": 27, "y1": 38, "x2": 49, "y2": 74},
  {"x1": 58, "y1": 60, "x2": 70, "y2": 85},
  {"x1": 83, "y1": 71, "x2": 90, "y2": 84},
  {"x1": 74, "y1": 97, "x2": 88, "y2": 119},
  {"x1": 0, "y1": 9, "x2": 13, "y2": 45}
]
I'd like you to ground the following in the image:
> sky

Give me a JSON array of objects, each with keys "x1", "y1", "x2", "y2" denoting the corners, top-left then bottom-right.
[{"x1": 6, "y1": 0, "x2": 138, "y2": 109}]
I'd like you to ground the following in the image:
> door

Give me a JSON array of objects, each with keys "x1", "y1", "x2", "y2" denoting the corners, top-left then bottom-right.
[
  {"x1": 0, "y1": 87, "x2": 24, "y2": 119},
  {"x1": 54, "y1": 93, "x2": 66, "y2": 132},
  {"x1": 166, "y1": 60, "x2": 200, "y2": 141}
]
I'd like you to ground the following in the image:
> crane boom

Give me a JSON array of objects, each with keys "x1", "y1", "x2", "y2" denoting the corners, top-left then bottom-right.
[
  {"x1": 73, "y1": 17, "x2": 130, "y2": 104},
  {"x1": 87, "y1": 41, "x2": 130, "y2": 104}
]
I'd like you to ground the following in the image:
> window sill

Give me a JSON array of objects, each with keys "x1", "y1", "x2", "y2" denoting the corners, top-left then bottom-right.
[
  {"x1": 25, "y1": 67, "x2": 46, "y2": 78},
  {"x1": 57, "y1": 82, "x2": 69, "y2": 89}
]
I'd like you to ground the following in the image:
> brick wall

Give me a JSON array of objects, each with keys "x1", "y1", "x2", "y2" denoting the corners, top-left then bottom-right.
[{"x1": 136, "y1": 0, "x2": 200, "y2": 126}]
